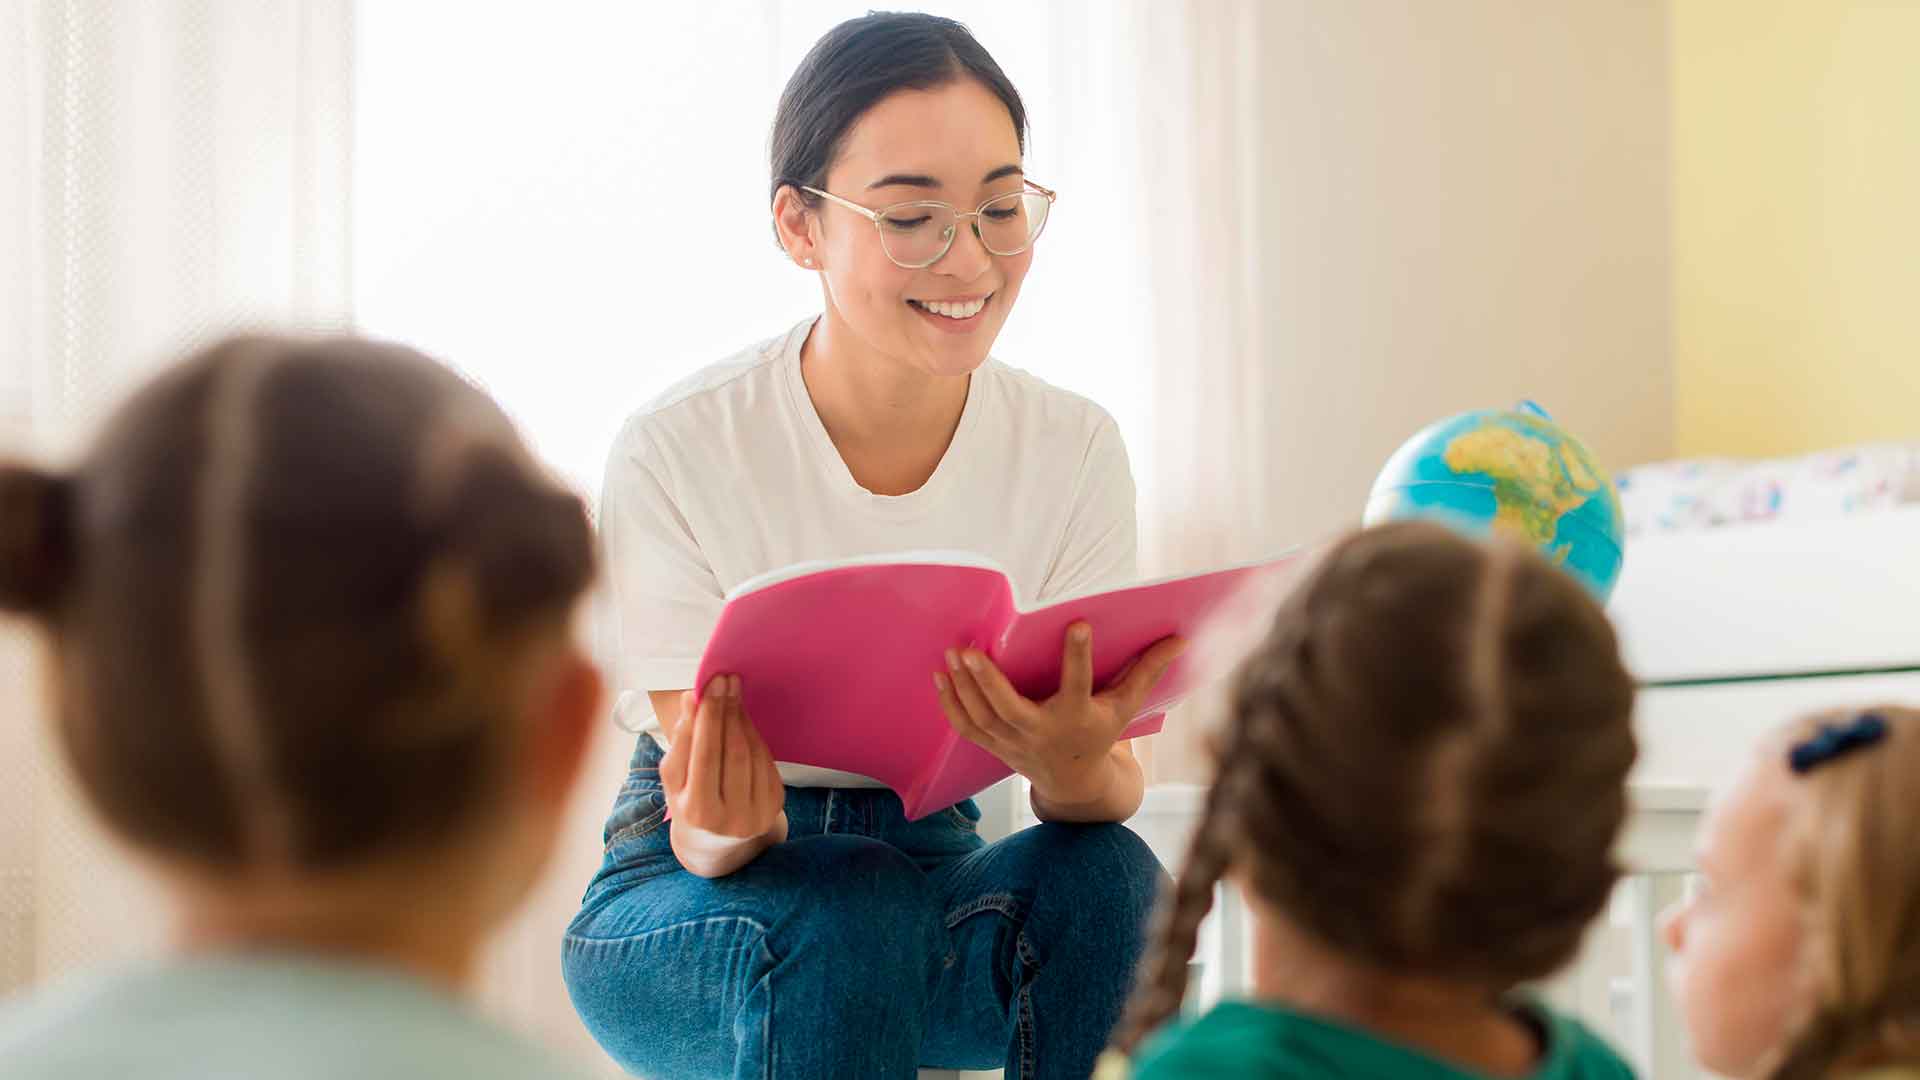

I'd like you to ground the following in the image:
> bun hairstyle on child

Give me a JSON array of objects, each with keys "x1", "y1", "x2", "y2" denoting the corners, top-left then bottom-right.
[
  {"x1": 1113, "y1": 519, "x2": 1639, "y2": 1053},
  {"x1": 0, "y1": 333, "x2": 595, "y2": 878}
]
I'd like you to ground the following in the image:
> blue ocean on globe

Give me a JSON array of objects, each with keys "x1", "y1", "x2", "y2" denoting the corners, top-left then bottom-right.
[{"x1": 1363, "y1": 402, "x2": 1627, "y2": 602}]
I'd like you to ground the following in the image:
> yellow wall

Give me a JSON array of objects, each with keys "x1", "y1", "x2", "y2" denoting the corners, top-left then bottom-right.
[{"x1": 1673, "y1": 0, "x2": 1920, "y2": 457}]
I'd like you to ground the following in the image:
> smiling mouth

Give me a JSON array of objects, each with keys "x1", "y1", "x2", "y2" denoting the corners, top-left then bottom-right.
[{"x1": 907, "y1": 294, "x2": 992, "y2": 320}]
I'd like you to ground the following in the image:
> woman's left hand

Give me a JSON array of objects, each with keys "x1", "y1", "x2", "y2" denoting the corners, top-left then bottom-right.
[{"x1": 934, "y1": 624, "x2": 1186, "y2": 806}]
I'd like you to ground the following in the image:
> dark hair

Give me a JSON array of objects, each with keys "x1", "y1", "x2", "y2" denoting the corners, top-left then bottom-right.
[
  {"x1": 1114, "y1": 521, "x2": 1639, "y2": 1052},
  {"x1": 769, "y1": 12, "x2": 1027, "y2": 221},
  {"x1": 0, "y1": 334, "x2": 595, "y2": 872}
]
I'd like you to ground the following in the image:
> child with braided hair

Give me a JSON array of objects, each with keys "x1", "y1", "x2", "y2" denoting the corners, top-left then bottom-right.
[
  {"x1": 1663, "y1": 706, "x2": 1920, "y2": 1080},
  {"x1": 1098, "y1": 520, "x2": 1640, "y2": 1079}
]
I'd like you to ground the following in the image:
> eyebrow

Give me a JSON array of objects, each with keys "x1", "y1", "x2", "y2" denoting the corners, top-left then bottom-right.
[{"x1": 865, "y1": 164, "x2": 1025, "y2": 191}]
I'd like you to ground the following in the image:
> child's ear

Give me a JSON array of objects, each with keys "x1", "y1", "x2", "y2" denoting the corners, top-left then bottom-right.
[{"x1": 528, "y1": 649, "x2": 603, "y2": 811}]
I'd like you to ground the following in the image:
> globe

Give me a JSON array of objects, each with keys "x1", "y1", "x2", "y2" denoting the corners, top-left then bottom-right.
[{"x1": 1363, "y1": 401, "x2": 1626, "y2": 602}]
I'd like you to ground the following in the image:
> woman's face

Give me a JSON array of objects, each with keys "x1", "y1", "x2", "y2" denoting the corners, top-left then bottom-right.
[
  {"x1": 801, "y1": 78, "x2": 1034, "y2": 378},
  {"x1": 1661, "y1": 742, "x2": 1815, "y2": 1078}
]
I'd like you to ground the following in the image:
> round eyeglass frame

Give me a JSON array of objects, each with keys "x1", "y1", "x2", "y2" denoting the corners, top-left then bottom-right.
[{"x1": 798, "y1": 180, "x2": 1058, "y2": 269}]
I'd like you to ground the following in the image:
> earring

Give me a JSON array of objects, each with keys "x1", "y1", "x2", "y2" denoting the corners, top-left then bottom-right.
[{"x1": 802, "y1": 257, "x2": 814, "y2": 267}]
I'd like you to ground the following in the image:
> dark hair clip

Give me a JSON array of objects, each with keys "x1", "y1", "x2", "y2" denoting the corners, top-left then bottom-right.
[{"x1": 1788, "y1": 713, "x2": 1889, "y2": 774}]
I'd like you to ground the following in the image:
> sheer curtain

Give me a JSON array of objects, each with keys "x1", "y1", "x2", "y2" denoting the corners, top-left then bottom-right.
[
  {"x1": 352, "y1": 0, "x2": 1169, "y2": 497},
  {"x1": 0, "y1": 0, "x2": 354, "y2": 994}
]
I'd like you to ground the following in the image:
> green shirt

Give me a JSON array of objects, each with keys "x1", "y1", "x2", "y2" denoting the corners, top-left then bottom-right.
[
  {"x1": 0, "y1": 953, "x2": 598, "y2": 1080},
  {"x1": 1120, "y1": 999, "x2": 1636, "y2": 1080}
]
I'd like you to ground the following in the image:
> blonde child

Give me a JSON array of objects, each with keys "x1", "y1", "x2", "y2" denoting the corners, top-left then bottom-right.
[
  {"x1": 1101, "y1": 521, "x2": 1641, "y2": 1079},
  {"x1": 0, "y1": 335, "x2": 606, "y2": 1078},
  {"x1": 1663, "y1": 705, "x2": 1920, "y2": 1079}
]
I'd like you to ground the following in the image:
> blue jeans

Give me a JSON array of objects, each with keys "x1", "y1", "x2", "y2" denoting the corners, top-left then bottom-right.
[{"x1": 561, "y1": 735, "x2": 1167, "y2": 1079}]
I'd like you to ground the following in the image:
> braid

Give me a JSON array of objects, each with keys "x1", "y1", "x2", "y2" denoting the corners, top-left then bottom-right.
[
  {"x1": 1108, "y1": 522, "x2": 1637, "y2": 1061},
  {"x1": 1111, "y1": 744, "x2": 1249, "y2": 1053},
  {"x1": 1111, "y1": 570, "x2": 1326, "y2": 1055}
]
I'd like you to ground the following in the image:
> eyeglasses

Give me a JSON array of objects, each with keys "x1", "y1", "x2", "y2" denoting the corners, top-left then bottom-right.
[{"x1": 800, "y1": 180, "x2": 1057, "y2": 270}]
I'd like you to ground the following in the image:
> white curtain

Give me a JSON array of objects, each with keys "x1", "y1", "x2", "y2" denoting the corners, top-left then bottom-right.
[{"x1": 0, "y1": 0, "x2": 354, "y2": 992}]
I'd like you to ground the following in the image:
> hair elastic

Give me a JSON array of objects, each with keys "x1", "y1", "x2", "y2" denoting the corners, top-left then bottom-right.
[{"x1": 1788, "y1": 713, "x2": 1888, "y2": 775}]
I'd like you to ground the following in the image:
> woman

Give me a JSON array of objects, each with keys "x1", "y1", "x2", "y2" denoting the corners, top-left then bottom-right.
[{"x1": 561, "y1": 13, "x2": 1177, "y2": 1080}]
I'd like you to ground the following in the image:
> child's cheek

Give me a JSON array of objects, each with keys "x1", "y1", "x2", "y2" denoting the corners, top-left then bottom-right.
[{"x1": 1674, "y1": 924, "x2": 1747, "y2": 1074}]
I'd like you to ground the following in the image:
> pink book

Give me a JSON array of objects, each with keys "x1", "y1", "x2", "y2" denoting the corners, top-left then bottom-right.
[{"x1": 692, "y1": 551, "x2": 1298, "y2": 820}]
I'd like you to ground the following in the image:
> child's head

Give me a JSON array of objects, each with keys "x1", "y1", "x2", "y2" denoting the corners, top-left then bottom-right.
[
  {"x1": 1664, "y1": 706, "x2": 1920, "y2": 1079},
  {"x1": 1115, "y1": 520, "x2": 1638, "y2": 1049},
  {"x1": 0, "y1": 334, "x2": 599, "y2": 946}
]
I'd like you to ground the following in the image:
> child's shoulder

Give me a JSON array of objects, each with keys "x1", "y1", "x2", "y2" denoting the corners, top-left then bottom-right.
[
  {"x1": 1109, "y1": 1001, "x2": 1638, "y2": 1080},
  {"x1": 1533, "y1": 1005, "x2": 1638, "y2": 1079},
  {"x1": 1115, "y1": 1001, "x2": 1390, "y2": 1079}
]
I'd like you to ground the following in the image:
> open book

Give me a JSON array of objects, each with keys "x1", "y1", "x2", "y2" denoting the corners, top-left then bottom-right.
[{"x1": 693, "y1": 551, "x2": 1298, "y2": 819}]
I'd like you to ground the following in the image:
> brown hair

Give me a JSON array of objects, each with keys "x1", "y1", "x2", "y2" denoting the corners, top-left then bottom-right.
[
  {"x1": 0, "y1": 334, "x2": 594, "y2": 872},
  {"x1": 1113, "y1": 520, "x2": 1638, "y2": 1051},
  {"x1": 1767, "y1": 706, "x2": 1920, "y2": 1080}
]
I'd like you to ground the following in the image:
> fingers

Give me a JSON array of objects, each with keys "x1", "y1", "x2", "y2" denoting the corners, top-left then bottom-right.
[
  {"x1": 721, "y1": 679, "x2": 749, "y2": 806},
  {"x1": 745, "y1": 716, "x2": 783, "y2": 818},
  {"x1": 950, "y1": 650, "x2": 1031, "y2": 740},
  {"x1": 957, "y1": 650, "x2": 1036, "y2": 731},
  {"x1": 685, "y1": 675, "x2": 728, "y2": 805},
  {"x1": 1059, "y1": 622, "x2": 1093, "y2": 701},
  {"x1": 936, "y1": 667, "x2": 1005, "y2": 753},
  {"x1": 1110, "y1": 636, "x2": 1189, "y2": 708},
  {"x1": 723, "y1": 682, "x2": 781, "y2": 819},
  {"x1": 660, "y1": 690, "x2": 695, "y2": 796}
]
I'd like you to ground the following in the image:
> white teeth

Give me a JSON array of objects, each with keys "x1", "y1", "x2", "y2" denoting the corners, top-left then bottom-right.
[{"x1": 915, "y1": 296, "x2": 989, "y2": 320}]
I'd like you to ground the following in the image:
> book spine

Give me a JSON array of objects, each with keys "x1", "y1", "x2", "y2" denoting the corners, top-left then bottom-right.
[{"x1": 905, "y1": 732, "x2": 961, "y2": 820}]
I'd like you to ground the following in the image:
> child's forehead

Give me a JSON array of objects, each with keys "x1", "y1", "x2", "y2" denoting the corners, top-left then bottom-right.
[{"x1": 1702, "y1": 743, "x2": 1798, "y2": 872}]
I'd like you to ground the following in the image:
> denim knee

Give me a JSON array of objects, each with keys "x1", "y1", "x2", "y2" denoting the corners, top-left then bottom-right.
[
  {"x1": 759, "y1": 834, "x2": 946, "y2": 996},
  {"x1": 1017, "y1": 823, "x2": 1166, "y2": 940}
]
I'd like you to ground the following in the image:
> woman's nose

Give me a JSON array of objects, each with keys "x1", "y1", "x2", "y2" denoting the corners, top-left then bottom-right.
[{"x1": 931, "y1": 219, "x2": 992, "y2": 280}]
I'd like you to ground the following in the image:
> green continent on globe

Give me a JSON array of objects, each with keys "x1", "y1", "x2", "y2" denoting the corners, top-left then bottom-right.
[{"x1": 1441, "y1": 422, "x2": 1603, "y2": 554}]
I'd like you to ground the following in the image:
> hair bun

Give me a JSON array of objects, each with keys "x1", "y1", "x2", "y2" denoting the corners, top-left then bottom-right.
[{"x1": 0, "y1": 463, "x2": 76, "y2": 615}]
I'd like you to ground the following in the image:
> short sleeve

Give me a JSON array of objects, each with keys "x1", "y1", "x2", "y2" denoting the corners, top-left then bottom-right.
[
  {"x1": 599, "y1": 422, "x2": 724, "y2": 695},
  {"x1": 1038, "y1": 414, "x2": 1139, "y2": 603}
]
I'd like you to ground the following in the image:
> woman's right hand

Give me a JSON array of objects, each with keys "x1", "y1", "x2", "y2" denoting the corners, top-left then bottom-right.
[{"x1": 659, "y1": 676, "x2": 788, "y2": 878}]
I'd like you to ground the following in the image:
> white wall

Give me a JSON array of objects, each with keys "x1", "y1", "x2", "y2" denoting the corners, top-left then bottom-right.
[
  {"x1": 1238, "y1": 0, "x2": 1673, "y2": 551},
  {"x1": 1140, "y1": 0, "x2": 1674, "y2": 782}
]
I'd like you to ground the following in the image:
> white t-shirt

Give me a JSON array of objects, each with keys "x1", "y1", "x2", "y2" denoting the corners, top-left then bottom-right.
[{"x1": 602, "y1": 318, "x2": 1139, "y2": 788}]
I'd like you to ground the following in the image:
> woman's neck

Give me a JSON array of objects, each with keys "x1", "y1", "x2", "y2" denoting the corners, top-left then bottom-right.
[
  {"x1": 1250, "y1": 903, "x2": 1541, "y2": 1078},
  {"x1": 801, "y1": 311, "x2": 971, "y2": 496}
]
